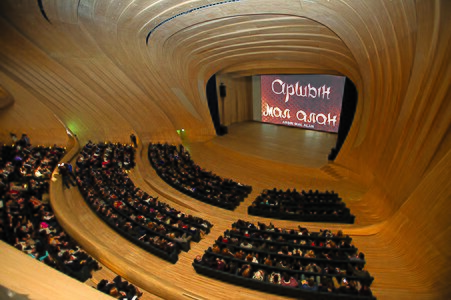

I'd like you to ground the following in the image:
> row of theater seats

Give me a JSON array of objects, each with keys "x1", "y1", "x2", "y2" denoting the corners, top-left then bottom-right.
[
  {"x1": 148, "y1": 143, "x2": 252, "y2": 210},
  {"x1": 193, "y1": 220, "x2": 375, "y2": 299},
  {"x1": 0, "y1": 143, "x2": 102, "y2": 282},
  {"x1": 249, "y1": 188, "x2": 356, "y2": 224},
  {"x1": 76, "y1": 142, "x2": 213, "y2": 263},
  {"x1": 96, "y1": 275, "x2": 143, "y2": 299}
]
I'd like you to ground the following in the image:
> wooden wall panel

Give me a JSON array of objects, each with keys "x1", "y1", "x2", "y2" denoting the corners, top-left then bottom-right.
[
  {"x1": 0, "y1": 83, "x2": 14, "y2": 109},
  {"x1": 216, "y1": 74, "x2": 253, "y2": 126},
  {"x1": 0, "y1": 64, "x2": 68, "y2": 146}
]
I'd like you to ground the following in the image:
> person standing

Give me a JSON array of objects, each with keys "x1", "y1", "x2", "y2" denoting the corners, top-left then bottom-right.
[
  {"x1": 58, "y1": 163, "x2": 76, "y2": 188},
  {"x1": 65, "y1": 162, "x2": 77, "y2": 183},
  {"x1": 20, "y1": 134, "x2": 30, "y2": 147},
  {"x1": 10, "y1": 133, "x2": 18, "y2": 144},
  {"x1": 130, "y1": 133, "x2": 138, "y2": 148}
]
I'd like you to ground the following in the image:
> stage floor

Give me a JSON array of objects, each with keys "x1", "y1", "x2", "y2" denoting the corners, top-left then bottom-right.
[{"x1": 193, "y1": 121, "x2": 338, "y2": 168}]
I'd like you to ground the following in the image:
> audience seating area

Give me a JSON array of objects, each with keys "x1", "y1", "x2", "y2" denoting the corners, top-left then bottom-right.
[
  {"x1": 193, "y1": 220, "x2": 375, "y2": 299},
  {"x1": 148, "y1": 143, "x2": 252, "y2": 210},
  {"x1": 248, "y1": 189, "x2": 355, "y2": 224},
  {"x1": 0, "y1": 142, "x2": 102, "y2": 282},
  {"x1": 1, "y1": 138, "x2": 372, "y2": 299},
  {"x1": 76, "y1": 142, "x2": 213, "y2": 264}
]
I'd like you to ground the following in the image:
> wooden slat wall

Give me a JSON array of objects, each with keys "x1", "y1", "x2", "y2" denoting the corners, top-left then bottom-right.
[
  {"x1": 215, "y1": 74, "x2": 253, "y2": 126},
  {"x1": 0, "y1": 0, "x2": 450, "y2": 299},
  {"x1": 0, "y1": 83, "x2": 14, "y2": 109}
]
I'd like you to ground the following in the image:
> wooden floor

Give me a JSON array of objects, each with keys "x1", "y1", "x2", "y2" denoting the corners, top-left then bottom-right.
[
  {"x1": 3, "y1": 122, "x2": 436, "y2": 300},
  {"x1": 193, "y1": 121, "x2": 338, "y2": 168}
]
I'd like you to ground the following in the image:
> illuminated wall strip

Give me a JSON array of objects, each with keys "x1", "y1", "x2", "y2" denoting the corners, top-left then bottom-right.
[{"x1": 146, "y1": 0, "x2": 241, "y2": 45}]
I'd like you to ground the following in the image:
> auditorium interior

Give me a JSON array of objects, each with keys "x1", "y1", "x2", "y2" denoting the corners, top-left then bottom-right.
[{"x1": 0, "y1": 1, "x2": 450, "y2": 299}]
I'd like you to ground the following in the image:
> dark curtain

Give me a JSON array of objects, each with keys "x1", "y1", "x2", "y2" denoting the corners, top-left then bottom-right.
[
  {"x1": 206, "y1": 75, "x2": 222, "y2": 135},
  {"x1": 329, "y1": 77, "x2": 358, "y2": 160}
]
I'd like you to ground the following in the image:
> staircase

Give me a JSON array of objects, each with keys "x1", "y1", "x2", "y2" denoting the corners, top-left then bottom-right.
[{"x1": 320, "y1": 164, "x2": 346, "y2": 181}]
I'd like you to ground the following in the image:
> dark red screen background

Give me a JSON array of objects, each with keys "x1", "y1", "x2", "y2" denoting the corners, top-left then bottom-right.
[{"x1": 261, "y1": 75, "x2": 345, "y2": 133}]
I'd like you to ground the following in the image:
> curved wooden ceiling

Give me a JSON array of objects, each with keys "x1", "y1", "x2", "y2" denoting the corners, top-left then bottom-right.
[{"x1": 0, "y1": 0, "x2": 450, "y2": 299}]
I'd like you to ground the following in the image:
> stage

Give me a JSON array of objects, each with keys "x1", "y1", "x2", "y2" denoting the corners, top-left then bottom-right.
[{"x1": 201, "y1": 121, "x2": 338, "y2": 168}]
